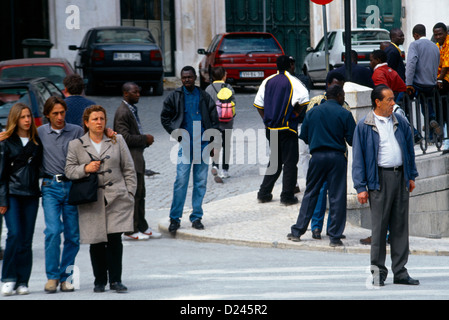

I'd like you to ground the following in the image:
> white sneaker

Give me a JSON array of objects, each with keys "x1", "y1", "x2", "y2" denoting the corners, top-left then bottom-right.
[
  {"x1": 16, "y1": 285, "x2": 30, "y2": 295},
  {"x1": 143, "y1": 227, "x2": 162, "y2": 239},
  {"x1": 220, "y1": 169, "x2": 229, "y2": 179},
  {"x1": 2, "y1": 282, "x2": 15, "y2": 296},
  {"x1": 124, "y1": 232, "x2": 150, "y2": 240},
  {"x1": 211, "y1": 166, "x2": 218, "y2": 176}
]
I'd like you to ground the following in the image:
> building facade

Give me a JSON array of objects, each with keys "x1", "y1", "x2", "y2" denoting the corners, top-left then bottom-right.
[{"x1": 2, "y1": 0, "x2": 449, "y2": 78}]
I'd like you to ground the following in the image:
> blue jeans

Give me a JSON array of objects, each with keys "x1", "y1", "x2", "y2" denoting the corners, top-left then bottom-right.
[
  {"x1": 311, "y1": 181, "x2": 331, "y2": 232},
  {"x1": 169, "y1": 147, "x2": 209, "y2": 223},
  {"x1": 42, "y1": 178, "x2": 80, "y2": 282},
  {"x1": 1, "y1": 196, "x2": 39, "y2": 286}
]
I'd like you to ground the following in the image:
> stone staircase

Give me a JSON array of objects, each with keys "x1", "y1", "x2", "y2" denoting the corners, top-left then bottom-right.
[{"x1": 344, "y1": 82, "x2": 449, "y2": 238}]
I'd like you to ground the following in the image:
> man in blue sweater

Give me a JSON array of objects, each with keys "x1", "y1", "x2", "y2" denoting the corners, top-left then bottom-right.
[
  {"x1": 288, "y1": 85, "x2": 356, "y2": 246},
  {"x1": 63, "y1": 74, "x2": 95, "y2": 127}
]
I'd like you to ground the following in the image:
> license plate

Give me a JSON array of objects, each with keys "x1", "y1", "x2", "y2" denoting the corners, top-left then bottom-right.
[
  {"x1": 113, "y1": 52, "x2": 141, "y2": 61},
  {"x1": 240, "y1": 71, "x2": 264, "y2": 78}
]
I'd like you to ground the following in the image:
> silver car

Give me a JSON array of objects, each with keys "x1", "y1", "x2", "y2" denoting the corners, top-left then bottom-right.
[{"x1": 302, "y1": 28, "x2": 391, "y2": 86}]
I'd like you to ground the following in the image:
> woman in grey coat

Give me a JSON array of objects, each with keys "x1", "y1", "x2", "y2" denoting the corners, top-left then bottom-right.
[{"x1": 65, "y1": 105, "x2": 137, "y2": 293}]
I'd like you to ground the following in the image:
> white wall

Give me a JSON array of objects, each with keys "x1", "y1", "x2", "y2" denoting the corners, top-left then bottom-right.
[
  {"x1": 48, "y1": 0, "x2": 120, "y2": 68},
  {"x1": 174, "y1": 0, "x2": 226, "y2": 77}
]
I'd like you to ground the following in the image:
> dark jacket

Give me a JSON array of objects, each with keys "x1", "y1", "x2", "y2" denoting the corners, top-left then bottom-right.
[
  {"x1": 300, "y1": 99, "x2": 356, "y2": 154},
  {"x1": 352, "y1": 110, "x2": 418, "y2": 193},
  {"x1": 0, "y1": 134, "x2": 43, "y2": 206},
  {"x1": 114, "y1": 101, "x2": 149, "y2": 174},
  {"x1": 161, "y1": 86, "x2": 219, "y2": 135}
]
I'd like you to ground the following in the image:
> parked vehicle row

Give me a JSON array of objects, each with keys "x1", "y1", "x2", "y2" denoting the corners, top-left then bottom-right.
[{"x1": 69, "y1": 26, "x2": 164, "y2": 96}]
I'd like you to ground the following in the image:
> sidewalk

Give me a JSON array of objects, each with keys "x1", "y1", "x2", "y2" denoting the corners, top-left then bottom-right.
[{"x1": 157, "y1": 185, "x2": 449, "y2": 256}]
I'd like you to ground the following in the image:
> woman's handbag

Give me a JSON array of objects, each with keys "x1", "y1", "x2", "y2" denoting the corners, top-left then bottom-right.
[
  {"x1": 68, "y1": 141, "x2": 99, "y2": 206},
  {"x1": 67, "y1": 172, "x2": 98, "y2": 205}
]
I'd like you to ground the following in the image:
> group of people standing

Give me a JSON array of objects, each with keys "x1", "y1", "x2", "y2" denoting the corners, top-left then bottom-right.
[{"x1": 0, "y1": 74, "x2": 161, "y2": 295}]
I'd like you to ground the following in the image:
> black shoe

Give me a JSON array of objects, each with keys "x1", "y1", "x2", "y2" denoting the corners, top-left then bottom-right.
[
  {"x1": 312, "y1": 229, "x2": 321, "y2": 239},
  {"x1": 329, "y1": 239, "x2": 344, "y2": 247},
  {"x1": 442, "y1": 149, "x2": 449, "y2": 155},
  {"x1": 257, "y1": 194, "x2": 273, "y2": 203},
  {"x1": 294, "y1": 186, "x2": 300, "y2": 193},
  {"x1": 393, "y1": 276, "x2": 420, "y2": 285},
  {"x1": 192, "y1": 219, "x2": 204, "y2": 230},
  {"x1": 110, "y1": 282, "x2": 128, "y2": 292},
  {"x1": 145, "y1": 169, "x2": 160, "y2": 177},
  {"x1": 168, "y1": 219, "x2": 180, "y2": 234},
  {"x1": 280, "y1": 196, "x2": 298, "y2": 206},
  {"x1": 93, "y1": 284, "x2": 105, "y2": 293},
  {"x1": 287, "y1": 233, "x2": 301, "y2": 242},
  {"x1": 372, "y1": 278, "x2": 385, "y2": 287}
]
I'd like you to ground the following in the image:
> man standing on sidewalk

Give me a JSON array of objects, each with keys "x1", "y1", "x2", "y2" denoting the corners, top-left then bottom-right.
[
  {"x1": 161, "y1": 66, "x2": 219, "y2": 234},
  {"x1": 254, "y1": 55, "x2": 309, "y2": 205},
  {"x1": 114, "y1": 82, "x2": 161, "y2": 240},
  {"x1": 38, "y1": 96, "x2": 84, "y2": 293},
  {"x1": 352, "y1": 85, "x2": 419, "y2": 286},
  {"x1": 288, "y1": 85, "x2": 355, "y2": 247}
]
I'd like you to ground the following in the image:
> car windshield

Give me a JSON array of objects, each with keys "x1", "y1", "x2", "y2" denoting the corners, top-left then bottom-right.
[
  {"x1": 0, "y1": 87, "x2": 31, "y2": 121},
  {"x1": 95, "y1": 29, "x2": 155, "y2": 44},
  {"x1": 0, "y1": 66, "x2": 67, "y2": 90},
  {"x1": 220, "y1": 35, "x2": 282, "y2": 54},
  {"x1": 343, "y1": 30, "x2": 390, "y2": 45}
]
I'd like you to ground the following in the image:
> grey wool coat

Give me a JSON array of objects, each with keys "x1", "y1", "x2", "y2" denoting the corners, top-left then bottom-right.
[{"x1": 65, "y1": 133, "x2": 137, "y2": 244}]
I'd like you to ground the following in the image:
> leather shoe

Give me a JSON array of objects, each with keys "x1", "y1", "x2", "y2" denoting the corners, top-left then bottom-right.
[
  {"x1": 110, "y1": 282, "x2": 128, "y2": 292},
  {"x1": 257, "y1": 194, "x2": 273, "y2": 203},
  {"x1": 312, "y1": 229, "x2": 321, "y2": 239},
  {"x1": 287, "y1": 233, "x2": 301, "y2": 242},
  {"x1": 280, "y1": 196, "x2": 298, "y2": 206},
  {"x1": 329, "y1": 239, "x2": 344, "y2": 247},
  {"x1": 192, "y1": 219, "x2": 204, "y2": 230},
  {"x1": 93, "y1": 284, "x2": 105, "y2": 293},
  {"x1": 393, "y1": 276, "x2": 420, "y2": 285},
  {"x1": 168, "y1": 219, "x2": 180, "y2": 234}
]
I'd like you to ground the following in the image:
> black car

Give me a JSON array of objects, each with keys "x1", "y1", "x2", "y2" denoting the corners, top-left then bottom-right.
[
  {"x1": 69, "y1": 26, "x2": 164, "y2": 95},
  {"x1": 0, "y1": 78, "x2": 65, "y2": 130}
]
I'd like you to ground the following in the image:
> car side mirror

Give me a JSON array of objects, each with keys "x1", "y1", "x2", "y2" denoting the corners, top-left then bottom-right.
[
  {"x1": 306, "y1": 47, "x2": 314, "y2": 53},
  {"x1": 197, "y1": 48, "x2": 206, "y2": 55},
  {"x1": 68, "y1": 45, "x2": 79, "y2": 51}
]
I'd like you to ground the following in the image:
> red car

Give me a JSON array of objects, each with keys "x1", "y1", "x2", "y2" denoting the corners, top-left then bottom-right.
[
  {"x1": 0, "y1": 58, "x2": 75, "y2": 95},
  {"x1": 197, "y1": 32, "x2": 285, "y2": 89}
]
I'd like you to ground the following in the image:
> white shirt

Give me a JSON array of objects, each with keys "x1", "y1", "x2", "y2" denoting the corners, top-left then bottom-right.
[
  {"x1": 90, "y1": 138, "x2": 102, "y2": 155},
  {"x1": 374, "y1": 113, "x2": 403, "y2": 167}
]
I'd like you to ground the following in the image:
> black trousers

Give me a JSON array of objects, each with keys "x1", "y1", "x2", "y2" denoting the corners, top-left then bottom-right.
[
  {"x1": 258, "y1": 129, "x2": 299, "y2": 201},
  {"x1": 127, "y1": 172, "x2": 148, "y2": 234},
  {"x1": 291, "y1": 150, "x2": 347, "y2": 241},
  {"x1": 89, "y1": 233, "x2": 123, "y2": 286}
]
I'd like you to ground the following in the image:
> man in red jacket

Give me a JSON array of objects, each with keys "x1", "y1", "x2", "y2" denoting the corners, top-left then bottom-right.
[{"x1": 370, "y1": 49, "x2": 406, "y2": 100}]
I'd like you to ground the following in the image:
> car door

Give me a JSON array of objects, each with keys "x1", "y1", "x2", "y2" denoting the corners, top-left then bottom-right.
[
  {"x1": 307, "y1": 32, "x2": 336, "y2": 82},
  {"x1": 74, "y1": 30, "x2": 94, "y2": 77}
]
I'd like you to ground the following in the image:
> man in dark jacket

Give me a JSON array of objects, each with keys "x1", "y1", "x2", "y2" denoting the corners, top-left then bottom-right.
[
  {"x1": 352, "y1": 85, "x2": 419, "y2": 287},
  {"x1": 161, "y1": 66, "x2": 219, "y2": 234},
  {"x1": 288, "y1": 85, "x2": 356, "y2": 247},
  {"x1": 114, "y1": 82, "x2": 159, "y2": 240}
]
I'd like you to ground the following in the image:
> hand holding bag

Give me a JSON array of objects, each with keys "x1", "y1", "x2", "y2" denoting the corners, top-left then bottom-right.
[{"x1": 68, "y1": 150, "x2": 99, "y2": 206}]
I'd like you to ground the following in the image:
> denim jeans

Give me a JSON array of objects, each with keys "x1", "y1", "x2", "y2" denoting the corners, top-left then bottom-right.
[
  {"x1": 42, "y1": 178, "x2": 80, "y2": 282},
  {"x1": 311, "y1": 181, "x2": 332, "y2": 232},
  {"x1": 1, "y1": 196, "x2": 39, "y2": 286},
  {"x1": 169, "y1": 146, "x2": 209, "y2": 223}
]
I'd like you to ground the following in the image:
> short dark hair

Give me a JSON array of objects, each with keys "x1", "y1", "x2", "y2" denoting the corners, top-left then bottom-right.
[
  {"x1": 326, "y1": 84, "x2": 344, "y2": 100},
  {"x1": 413, "y1": 24, "x2": 426, "y2": 37},
  {"x1": 122, "y1": 82, "x2": 139, "y2": 93},
  {"x1": 211, "y1": 66, "x2": 226, "y2": 81},
  {"x1": 433, "y1": 22, "x2": 448, "y2": 33},
  {"x1": 327, "y1": 71, "x2": 345, "y2": 85},
  {"x1": 43, "y1": 95, "x2": 67, "y2": 117},
  {"x1": 371, "y1": 49, "x2": 387, "y2": 63},
  {"x1": 181, "y1": 65, "x2": 196, "y2": 76},
  {"x1": 371, "y1": 84, "x2": 390, "y2": 109},
  {"x1": 276, "y1": 55, "x2": 291, "y2": 72},
  {"x1": 63, "y1": 74, "x2": 84, "y2": 95}
]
